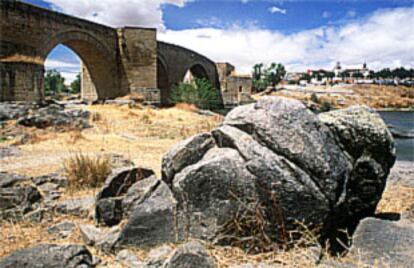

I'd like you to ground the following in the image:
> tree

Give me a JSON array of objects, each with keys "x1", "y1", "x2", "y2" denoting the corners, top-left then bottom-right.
[
  {"x1": 44, "y1": 69, "x2": 66, "y2": 96},
  {"x1": 251, "y1": 62, "x2": 286, "y2": 91},
  {"x1": 252, "y1": 63, "x2": 267, "y2": 91},
  {"x1": 266, "y1": 63, "x2": 286, "y2": 88},
  {"x1": 170, "y1": 78, "x2": 221, "y2": 110},
  {"x1": 70, "y1": 73, "x2": 81, "y2": 94}
]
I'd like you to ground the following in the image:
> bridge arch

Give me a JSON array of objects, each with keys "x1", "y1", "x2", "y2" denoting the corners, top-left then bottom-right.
[
  {"x1": 157, "y1": 56, "x2": 169, "y2": 104},
  {"x1": 157, "y1": 41, "x2": 222, "y2": 106},
  {"x1": 42, "y1": 31, "x2": 118, "y2": 100},
  {"x1": 182, "y1": 63, "x2": 209, "y2": 82}
]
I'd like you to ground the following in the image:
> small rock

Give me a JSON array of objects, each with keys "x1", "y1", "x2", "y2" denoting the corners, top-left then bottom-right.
[
  {"x1": 116, "y1": 249, "x2": 145, "y2": 268},
  {"x1": 48, "y1": 220, "x2": 76, "y2": 239},
  {"x1": 32, "y1": 172, "x2": 68, "y2": 188},
  {"x1": 230, "y1": 264, "x2": 282, "y2": 268},
  {"x1": 163, "y1": 241, "x2": 216, "y2": 268},
  {"x1": 402, "y1": 204, "x2": 414, "y2": 222},
  {"x1": 0, "y1": 244, "x2": 94, "y2": 268},
  {"x1": 79, "y1": 224, "x2": 103, "y2": 246},
  {"x1": 110, "y1": 154, "x2": 135, "y2": 169},
  {"x1": 95, "y1": 226, "x2": 120, "y2": 253},
  {"x1": 54, "y1": 196, "x2": 95, "y2": 216},
  {"x1": 145, "y1": 245, "x2": 174, "y2": 268},
  {"x1": 388, "y1": 161, "x2": 414, "y2": 187},
  {"x1": 0, "y1": 172, "x2": 29, "y2": 188},
  {"x1": 348, "y1": 218, "x2": 414, "y2": 267},
  {"x1": 0, "y1": 146, "x2": 21, "y2": 159}
]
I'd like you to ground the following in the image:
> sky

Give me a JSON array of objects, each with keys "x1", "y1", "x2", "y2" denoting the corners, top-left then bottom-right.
[{"x1": 23, "y1": 0, "x2": 414, "y2": 84}]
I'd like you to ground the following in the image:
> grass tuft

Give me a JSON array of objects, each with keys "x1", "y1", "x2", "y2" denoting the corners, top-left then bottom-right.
[{"x1": 63, "y1": 153, "x2": 112, "y2": 190}]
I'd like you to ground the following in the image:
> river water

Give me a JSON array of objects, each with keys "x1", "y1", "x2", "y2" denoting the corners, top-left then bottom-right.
[{"x1": 379, "y1": 111, "x2": 414, "y2": 162}]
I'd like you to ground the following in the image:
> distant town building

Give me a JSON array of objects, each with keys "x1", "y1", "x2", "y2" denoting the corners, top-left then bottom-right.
[
  {"x1": 284, "y1": 72, "x2": 302, "y2": 83},
  {"x1": 216, "y1": 62, "x2": 253, "y2": 107},
  {"x1": 334, "y1": 62, "x2": 371, "y2": 81}
]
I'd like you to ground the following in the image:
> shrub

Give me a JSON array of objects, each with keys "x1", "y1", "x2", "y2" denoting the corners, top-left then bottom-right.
[
  {"x1": 64, "y1": 153, "x2": 112, "y2": 190},
  {"x1": 321, "y1": 101, "x2": 332, "y2": 112},
  {"x1": 170, "y1": 78, "x2": 221, "y2": 110},
  {"x1": 310, "y1": 93, "x2": 318, "y2": 103}
]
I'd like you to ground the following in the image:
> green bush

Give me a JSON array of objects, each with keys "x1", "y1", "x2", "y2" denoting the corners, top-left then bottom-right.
[
  {"x1": 170, "y1": 78, "x2": 221, "y2": 110},
  {"x1": 321, "y1": 101, "x2": 332, "y2": 112},
  {"x1": 310, "y1": 93, "x2": 318, "y2": 103},
  {"x1": 44, "y1": 69, "x2": 66, "y2": 96}
]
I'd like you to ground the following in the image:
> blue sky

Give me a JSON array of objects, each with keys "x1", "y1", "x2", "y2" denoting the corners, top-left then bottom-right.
[{"x1": 23, "y1": 0, "x2": 414, "y2": 84}]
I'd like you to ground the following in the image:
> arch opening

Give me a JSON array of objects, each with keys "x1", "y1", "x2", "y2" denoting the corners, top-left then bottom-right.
[
  {"x1": 183, "y1": 64, "x2": 209, "y2": 83},
  {"x1": 44, "y1": 45, "x2": 81, "y2": 98},
  {"x1": 43, "y1": 31, "x2": 117, "y2": 101}
]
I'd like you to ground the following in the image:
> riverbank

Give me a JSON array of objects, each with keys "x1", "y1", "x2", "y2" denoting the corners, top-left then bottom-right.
[{"x1": 266, "y1": 84, "x2": 414, "y2": 110}]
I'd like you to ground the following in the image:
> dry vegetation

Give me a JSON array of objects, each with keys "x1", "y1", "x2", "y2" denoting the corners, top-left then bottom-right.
[
  {"x1": 64, "y1": 153, "x2": 112, "y2": 191},
  {"x1": 271, "y1": 84, "x2": 414, "y2": 110},
  {"x1": 0, "y1": 103, "x2": 411, "y2": 267},
  {"x1": 0, "y1": 104, "x2": 222, "y2": 177}
]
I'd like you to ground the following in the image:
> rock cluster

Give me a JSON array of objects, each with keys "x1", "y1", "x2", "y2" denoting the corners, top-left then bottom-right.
[
  {"x1": 107, "y1": 97, "x2": 395, "y2": 250},
  {"x1": 0, "y1": 97, "x2": 406, "y2": 268},
  {"x1": 17, "y1": 103, "x2": 90, "y2": 129},
  {"x1": 0, "y1": 101, "x2": 90, "y2": 129},
  {"x1": 0, "y1": 172, "x2": 42, "y2": 220}
]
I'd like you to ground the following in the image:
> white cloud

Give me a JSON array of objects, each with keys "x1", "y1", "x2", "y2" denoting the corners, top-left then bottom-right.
[
  {"x1": 347, "y1": 10, "x2": 357, "y2": 18},
  {"x1": 43, "y1": 0, "x2": 189, "y2": 30},
  {"x1": 322, "y1": 11, "x2": 331, "y2": 19},
  {"x1": 159, "y1": 7, "x2": 414, "y2": 73},
  {"x1": 45, "y1": 59, "x2": 80, "y2": 85},
  {"x1": 268, "y1": 6, "x2": 287, "y2": 15},
  {"x1": 196, "y1": 17, "x2": 223, "y2": 28},
  {"x1": 45, "y1": 59, "x2": 80, "y2": 69}
]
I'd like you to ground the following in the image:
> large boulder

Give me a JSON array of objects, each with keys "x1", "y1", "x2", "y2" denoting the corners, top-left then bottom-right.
[
  {"x1": 154, "y1": 97, "x2": 395, "y2": 248},
  {"x1": 117, "y1": 180, "x2": 177, "y2": 248},
  {"x1": 161, "y1": 133, "x2": 215, "y2": 185},
  {"x1": 319, "y1": 106, "x2": 396, "y2": 223},
  {"x1": 0, "y1": 244, "x2": 94, "y2": 268}
]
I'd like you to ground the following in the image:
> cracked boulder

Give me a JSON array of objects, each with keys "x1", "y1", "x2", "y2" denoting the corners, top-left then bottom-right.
[
  {"x1": 156, "y1": 96, "x2": 395, "y2": 247},
  {"x1": 117, "y1": 180, "x2": 177, "y2": 248},
  {"x1": 95, "y1": 166, "x2": 155, "y2": 226}
]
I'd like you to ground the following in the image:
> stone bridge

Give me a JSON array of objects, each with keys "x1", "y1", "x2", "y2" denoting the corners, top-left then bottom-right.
[{"x1": 0, "y1": 0, "x2": 221, "y2": 105}]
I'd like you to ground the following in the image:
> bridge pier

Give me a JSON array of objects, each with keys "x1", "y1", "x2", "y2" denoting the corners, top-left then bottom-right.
[{"x1": 0, "y1": 62, "x2": 44, "y2": 102}]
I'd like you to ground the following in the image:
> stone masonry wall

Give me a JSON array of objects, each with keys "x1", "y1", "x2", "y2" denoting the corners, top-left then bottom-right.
[
  {"x1": 0, "y1": 62, "x2": 44, "y2": 101},
  {"x1": 118, "y1": 27, "x2": 157, "y2": 94}
]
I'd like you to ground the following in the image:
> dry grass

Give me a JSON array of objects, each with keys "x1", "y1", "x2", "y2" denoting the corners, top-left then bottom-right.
[
  {"x1": 63, "y1": 153, "x2": 112, "y2": 191},
  {"x1": 377, "y1": 184, "x2": 414, "y2": 214},
  {"x1": 175, "y1": 102, "x2": 198, "y2": 112},
  {"x1": 0, "y1": 104, "x2": 222, "y2": 177}
]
